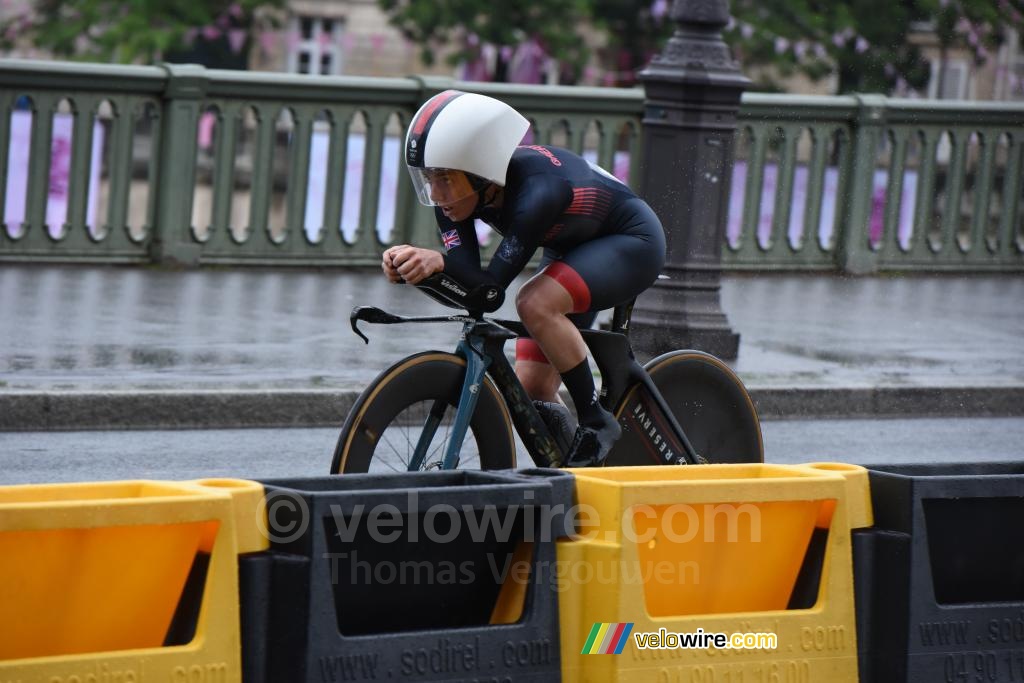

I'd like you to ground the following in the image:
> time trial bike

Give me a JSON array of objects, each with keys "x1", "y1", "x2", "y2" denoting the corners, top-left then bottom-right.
[{"x1": 331, "y1": 272, "x2": 763, "y2": 474}]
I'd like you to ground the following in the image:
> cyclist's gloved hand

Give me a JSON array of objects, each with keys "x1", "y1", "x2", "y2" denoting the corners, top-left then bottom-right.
[
  {"x1": 382, "y1": 246, "x2": 403, "y2": 283},
  {"x1": 416, "y1": 273, "x2": 505, "y2": 313},
  {"x1": 385, "y1": 245, "x2": 445, "y2": 284}
]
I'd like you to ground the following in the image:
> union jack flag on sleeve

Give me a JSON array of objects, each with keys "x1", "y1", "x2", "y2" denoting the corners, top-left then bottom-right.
[{"x1": 441, "y1": 229, "x2": 462, "y2": 251}]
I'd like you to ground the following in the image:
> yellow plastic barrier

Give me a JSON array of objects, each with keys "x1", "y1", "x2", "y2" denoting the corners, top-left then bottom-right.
[
  {"x1": 0, "y1": 477, "x2": 267, "y2": 681},
  {"x1": 559, "y1": 462, "x2": 872, "y2": 683}
]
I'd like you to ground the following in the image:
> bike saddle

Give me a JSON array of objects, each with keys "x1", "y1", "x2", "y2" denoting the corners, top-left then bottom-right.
[{"x1": 414, "y1": 273, "x2": 505, "y2": 313}]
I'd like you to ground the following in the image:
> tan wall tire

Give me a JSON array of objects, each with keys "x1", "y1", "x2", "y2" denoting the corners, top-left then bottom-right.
[{"x1": 332, "y1": 351, "x2": 516, "y2": 473}]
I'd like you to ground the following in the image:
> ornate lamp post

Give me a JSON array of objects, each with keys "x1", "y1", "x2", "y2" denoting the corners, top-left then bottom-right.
[{"x1": 630, "y1": 0, "x2": 750, "y2": 360}]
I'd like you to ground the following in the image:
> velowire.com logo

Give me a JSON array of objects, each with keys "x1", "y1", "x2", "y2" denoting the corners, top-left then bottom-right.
[{"x1": 581, "y1": 623, "x2": 634, "y2": 655}]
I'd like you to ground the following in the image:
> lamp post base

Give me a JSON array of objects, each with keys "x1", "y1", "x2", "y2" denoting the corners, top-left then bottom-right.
[{"x1": 629, "y1": 273, "x2": 740, "y2": 360}]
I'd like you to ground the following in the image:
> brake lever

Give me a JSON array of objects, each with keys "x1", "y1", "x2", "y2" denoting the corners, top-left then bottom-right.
[{"x1": 350, "y1": 306, "x2": 407, "y2": 344}]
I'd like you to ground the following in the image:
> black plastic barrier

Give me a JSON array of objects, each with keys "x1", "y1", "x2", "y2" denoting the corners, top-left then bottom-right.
[
  {"x1": 241, "y1": 469, "x2": 574, "y2": 683},
  {"x1": 855, "y1": 462, "x2": 1024, "y2": 683}
]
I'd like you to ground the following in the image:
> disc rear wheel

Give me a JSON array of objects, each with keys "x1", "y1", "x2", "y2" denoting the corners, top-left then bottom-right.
[{"x1": 608, "y1": 350, "x2": 763, "y2": 466}]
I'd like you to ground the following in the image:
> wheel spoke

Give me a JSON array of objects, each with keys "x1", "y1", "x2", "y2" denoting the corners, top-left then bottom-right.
[
  {"x1": 378, "y1": 435, "x2": 406, "y2": 473},
  {"x1": 385, "y1": 406, "x2": 425, "y2": 471},
  {"x1": 436, "y1": 422, "x2": 452, "y2": 467},
  {"x1": 373, "y1": 409, "x2": 489, "y2": 472},
  {"x1": 338, "y1": 356, "x2": 515, "y2": 473},
  {"x1": 397, "y1": 411, "x2": 417, "y2": 465}
]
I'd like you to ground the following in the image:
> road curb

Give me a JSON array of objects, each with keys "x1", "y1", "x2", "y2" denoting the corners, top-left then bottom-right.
[
  {"x1": 1, "y1": 386, "x2": 1022, "y2": 431},
  {"x1": 0, "y1": 390, "x2": 358, "y2": 431},
  {"x1": 750, "y1": 385, "x2": 1024, "y2": 420}
]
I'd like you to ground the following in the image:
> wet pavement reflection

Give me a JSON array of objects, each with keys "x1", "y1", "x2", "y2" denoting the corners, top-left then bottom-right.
[{"x1": 1, "y1": 264, "x2": 1022, "y2": 392}]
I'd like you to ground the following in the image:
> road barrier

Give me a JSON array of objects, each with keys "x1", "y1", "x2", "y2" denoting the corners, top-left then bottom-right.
[
  {"x1": 242, "y1": 469, "x2": 574, "y2": 682},
  {"x1": 854, "y1": 462, "x2": 1024, "y2": 683},
  {"x1": 0, "y1": 477, "x2": 266, "y2": 682},
  {"x1": 557, "y1": 462, "x2": 873, "y2": 682},
  {"x1": 4, "y1": 461, "x2": 1020, "y2": 683}
]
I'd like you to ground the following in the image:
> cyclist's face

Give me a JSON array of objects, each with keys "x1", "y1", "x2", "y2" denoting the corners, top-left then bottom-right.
[
  {"x1": 425, "y1": 170, "x2": 470, "y2": 203},
  {"x1": 439, "y1": 192, "x2": 477, "y2": 222},
  {"x1": 426, "y1": 170, "x2": 477, "y2": 221}
]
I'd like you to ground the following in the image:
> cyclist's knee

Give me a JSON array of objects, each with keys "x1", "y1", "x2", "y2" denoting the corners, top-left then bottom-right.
[
  {"x1": 515, "y1": 284, "x2": 546, "y2": 327},
  {"x1": 516, "y1": 277, "x2": 570, "y2": 327}
]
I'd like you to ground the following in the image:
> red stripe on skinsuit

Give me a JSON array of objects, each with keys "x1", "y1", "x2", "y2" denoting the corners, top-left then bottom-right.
[
  {"x1": 542, "y1": 261, "x2": 592, "y2": 313},
  {"x1": 515, "y1": 338, "x2": 550, "y2": 364}
]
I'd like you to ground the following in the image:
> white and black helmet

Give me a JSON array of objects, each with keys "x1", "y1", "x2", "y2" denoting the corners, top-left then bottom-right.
[{"x1": 405, "y1": 90, "x2": 530, "y2": 207}]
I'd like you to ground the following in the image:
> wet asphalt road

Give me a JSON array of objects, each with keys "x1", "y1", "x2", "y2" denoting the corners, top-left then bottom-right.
[
  {"x1": 2, "y1": 266, "x2": 1022, "y2": 392},
  {"x1": 2, "y1": 416, "x2": 1021, "y2": 485}
]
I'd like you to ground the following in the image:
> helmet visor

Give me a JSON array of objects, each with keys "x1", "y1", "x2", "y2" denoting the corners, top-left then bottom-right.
[{"x1": 408, "y1": 168, "x2": 478, "y2": 207}]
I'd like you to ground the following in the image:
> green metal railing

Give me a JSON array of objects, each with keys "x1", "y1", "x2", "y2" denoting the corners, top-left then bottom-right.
[
  {"x1": 731, "y1": 94, "x2": 1024, "y2": 272},
  {"x1": 0, "y1": 59, "x2": 1020, "y2": 272}
]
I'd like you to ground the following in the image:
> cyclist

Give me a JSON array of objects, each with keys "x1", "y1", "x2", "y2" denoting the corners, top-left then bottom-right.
[{"x1": 383, "y1": 90, "x2": 666, "y2": 467}]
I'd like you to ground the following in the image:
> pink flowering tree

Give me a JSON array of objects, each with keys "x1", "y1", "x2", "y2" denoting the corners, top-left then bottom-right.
[
  {"x1": 376, "y1": 0, "x2": 589, "y2": 83},
  {"x1": 0, "y1": 0, "x2": 284, "y2": 64},
  {"x1": 379, "y1": 0, "x2": 1022, "y2": 92},
  {"x1": 721, "y1": 0, "x2": 1023, "y2": 94}
]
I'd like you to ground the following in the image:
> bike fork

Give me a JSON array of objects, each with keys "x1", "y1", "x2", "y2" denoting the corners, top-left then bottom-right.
[
  {"x1": 407, "y1": 337, "x2": 490, "y2": 471},
  {"x1": 407, "y1": 399, "x2": 449, "y2": 470}
]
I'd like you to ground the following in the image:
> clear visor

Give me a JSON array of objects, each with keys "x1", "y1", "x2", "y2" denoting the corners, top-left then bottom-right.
[{"x1": 408, "y1": 168, "x2": 479, "y2": 207}]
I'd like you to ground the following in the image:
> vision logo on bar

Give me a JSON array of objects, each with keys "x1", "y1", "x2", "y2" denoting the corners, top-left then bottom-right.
[{"x1": 582, "y1": 622, "x2": 634, "y2": 654}]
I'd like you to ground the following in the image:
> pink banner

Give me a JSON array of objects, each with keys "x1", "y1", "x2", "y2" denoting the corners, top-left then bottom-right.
[{"x1": 4, "y1": 111, "x2": 105, "y2": 238}]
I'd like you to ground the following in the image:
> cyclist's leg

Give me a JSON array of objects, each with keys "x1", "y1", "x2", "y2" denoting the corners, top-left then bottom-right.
[
  {"x1": 514, "y1": 249, "x2": 596, "y2": 402},
  {"x1": 516, "y1": 199, "x2": 665, "y2": 464},
  {"x1": 515, "y1": 313, "x2": 596, "y2": 402},
  {"x1": 514, "y1": 345, "x2": 561, "y2": 403},
  {"x1": 515, "y1": 252, "x2": 597, "y2": 456},
  {"x1": 514, "y1": 250, "x2": 557, "y2": 401},
  {"x1": 522, "y1": 200, "x2": 664, "y2": 353},
  {"x1": 516, "y1": 272, "x2": 616, "y2": 465},
  {"x1": 514, "y1": 208, "x2": 666, "y2": 388}
]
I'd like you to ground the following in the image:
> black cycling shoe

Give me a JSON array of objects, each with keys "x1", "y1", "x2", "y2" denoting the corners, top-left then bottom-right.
[
  {"x1": 533, "y1": 400, "x2": 576, "y2": 456},
  {"x1": 564, "y1": 413, "x2": 622, "y2": 467}
]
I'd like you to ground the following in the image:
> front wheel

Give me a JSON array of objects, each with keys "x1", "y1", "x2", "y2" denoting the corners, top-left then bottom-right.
[
  {"x1": 332, "y1": 351, "x2": 517, "y2": 473},
  {"x1": 607, "y1": 350, "x2": 764, "y2": 466}
]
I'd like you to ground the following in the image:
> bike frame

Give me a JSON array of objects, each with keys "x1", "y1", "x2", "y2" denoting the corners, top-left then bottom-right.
[
  {"x1": 410, "y1": 317, "x2": 565, "y2": 469},
  {"x1": 581, "y1": 326, "x2": 703, "y2": 466},
  {"x1": 352, "y1": 301, "x2": 704, "y2": 466},
  {"x1": 351, "y1": 307, "x2": 703, "y2": 469}
]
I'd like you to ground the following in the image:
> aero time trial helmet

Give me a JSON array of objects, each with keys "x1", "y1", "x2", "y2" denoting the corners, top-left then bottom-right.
[{"x1": 405, "y1": 90, "x2": 530, "y2": 207}]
